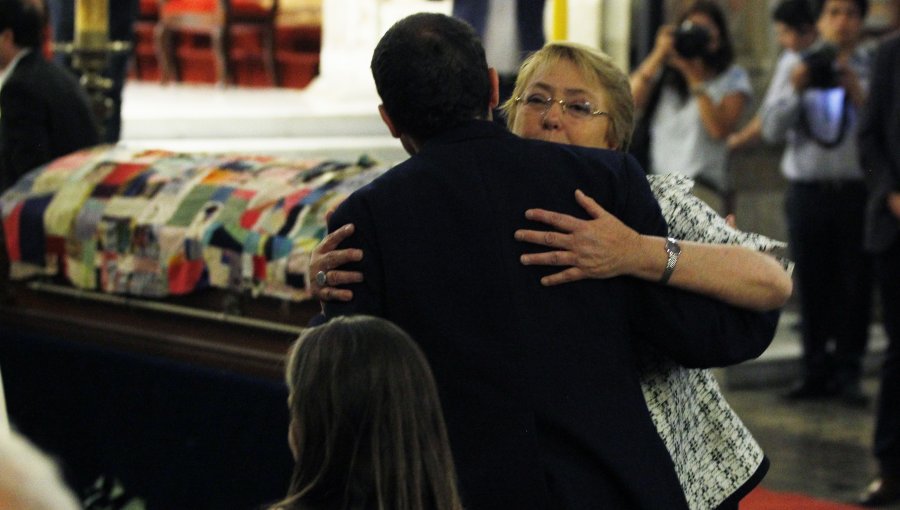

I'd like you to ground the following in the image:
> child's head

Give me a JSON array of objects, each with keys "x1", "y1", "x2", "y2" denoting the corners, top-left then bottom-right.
[
  {"x1": 279, "y1": 315, "x2": 461, "y2": 510},
  {"x1": 772, "y1": 0, "x2": 818, "y2": 52}
]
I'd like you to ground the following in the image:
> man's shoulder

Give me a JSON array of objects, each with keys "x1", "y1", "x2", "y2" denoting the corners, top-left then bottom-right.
[
  {"x1": 6, "y1": 54, "x2": 73, "y2": 90},
  {"x1": 501, "y1": 135, "x2": 631, "y2": 171},
  {"x1": 357, "y1": 135, "x2": 635, "y2": 196},
  {"x1": 877, "y1": 32, "x2": 900, "y2": 59}
]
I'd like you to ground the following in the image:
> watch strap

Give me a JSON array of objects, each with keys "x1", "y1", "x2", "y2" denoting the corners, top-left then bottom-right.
[{"x1": 660, "y1": 237, "x2": 680, "y2": 284}]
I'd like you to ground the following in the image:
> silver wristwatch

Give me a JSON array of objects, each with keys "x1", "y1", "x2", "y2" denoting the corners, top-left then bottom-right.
[{"x1": 660, "y1": 237, "x2": 681, "y2": 284}]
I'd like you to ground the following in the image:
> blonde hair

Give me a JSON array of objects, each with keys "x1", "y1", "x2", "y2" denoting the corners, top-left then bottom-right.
[{"x1": 502, "y1": 41, "x2": 635, "y2": 151}]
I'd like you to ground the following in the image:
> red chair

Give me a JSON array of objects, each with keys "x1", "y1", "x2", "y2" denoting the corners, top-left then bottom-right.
[
  {"x1": 154, "y1": 0, "x2": 279, "y2": 86},
  {"x1": 131, "y1": 0, "x2": 160, "y2": 80}
]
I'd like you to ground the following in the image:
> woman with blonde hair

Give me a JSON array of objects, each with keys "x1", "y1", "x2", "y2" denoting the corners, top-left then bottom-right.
[{"x1": 502, "y1": 41, "x2": 782, "y2": 510}]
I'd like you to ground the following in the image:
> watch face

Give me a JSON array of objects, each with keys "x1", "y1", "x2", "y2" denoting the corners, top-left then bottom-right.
[{"x1": 667, "y1": 238, "x2": 681, "y2": 255}]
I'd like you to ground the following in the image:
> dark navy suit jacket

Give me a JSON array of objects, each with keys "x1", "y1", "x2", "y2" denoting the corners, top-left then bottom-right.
[
  {"x1": 325, "y1": 120, "x2": 777, "y2": 509},
  {"x1": 860, "y1": 32, "x2": 900, "y2": 253},
  {"x1": 0, "y1": 50, "x2": 98, "y2": 191}
]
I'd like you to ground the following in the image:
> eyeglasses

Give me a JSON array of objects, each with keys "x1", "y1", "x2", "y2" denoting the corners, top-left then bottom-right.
[{"x1": 515, "y1": 93, "x2": 609, "y2": 120}]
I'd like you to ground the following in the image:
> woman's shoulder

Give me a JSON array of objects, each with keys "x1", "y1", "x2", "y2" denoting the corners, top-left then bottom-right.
[
  {"x1": 721, "y1": 64, "x2": 750, "y2": 80},
  {"x1": 717, "y1": 64, "x2": 750, "y2": 84},
  {"x1": 710, "y1": 65, "x2": 752, "y2": 96},
  {"x1": 647, "y1": 173, "x2": 694, "y2": 199}
]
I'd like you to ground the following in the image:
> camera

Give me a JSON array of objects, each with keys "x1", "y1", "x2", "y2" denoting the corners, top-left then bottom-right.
[
  {"x1": 802, "y1": 43, "x2": 839, "y2": 89},
  {"x1": 674, "y1": 21, "x2": 711, "y2": 59}
]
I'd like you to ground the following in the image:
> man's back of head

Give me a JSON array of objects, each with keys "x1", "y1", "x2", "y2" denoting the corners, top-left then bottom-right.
[
  {"x1": 0, "y1": 0, "x2": 43, "y2": 51},
  {"x1": 370, "y1": 13, "x2": 492, "y2": 142}
]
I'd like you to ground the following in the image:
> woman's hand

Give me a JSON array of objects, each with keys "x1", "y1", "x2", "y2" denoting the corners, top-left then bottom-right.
[
  {"x1": 515, "y1": 190, "x2": 642, "y2": 285},
  {"x1": 306, "y1": 223, "x2": 364, "y2": 302}
]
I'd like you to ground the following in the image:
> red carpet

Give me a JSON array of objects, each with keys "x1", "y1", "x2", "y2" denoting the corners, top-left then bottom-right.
[{"x1": 742, "y1": 486, "x2": 866, "y2": 510}]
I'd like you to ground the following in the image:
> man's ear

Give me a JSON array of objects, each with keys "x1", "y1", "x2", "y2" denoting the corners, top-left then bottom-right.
[
  {"x1": 378, "y1": 104, "x2": 400, "y2": 139},
  {"x1": 488, "y1": 67, "x2": 500, "y2": 110}
]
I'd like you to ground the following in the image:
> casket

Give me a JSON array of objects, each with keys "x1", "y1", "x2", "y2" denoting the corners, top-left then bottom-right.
[
  {"x1": 0, "y1": 145, "x2": 391, "y2": 508},
  {"x1": 1, "y1": 144, "x2": 389, "y2": 372}
]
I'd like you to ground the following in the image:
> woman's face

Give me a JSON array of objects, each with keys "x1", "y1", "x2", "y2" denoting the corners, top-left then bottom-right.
[{"x1": 509, "y1": 59, "x2": 613, "y2": 149}]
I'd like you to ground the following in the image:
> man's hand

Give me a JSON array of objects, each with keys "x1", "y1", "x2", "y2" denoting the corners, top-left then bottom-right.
[
  {"x1": 306, "y1": 223, "x2": 364, "y2": 302},
  {"x1": 515, "y1": 190, "x2": 642, "y2": 285}
]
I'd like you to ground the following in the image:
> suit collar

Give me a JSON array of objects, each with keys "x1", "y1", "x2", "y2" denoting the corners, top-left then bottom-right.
[
  {"x1": 420, "y1": 119, "x2": 514, "y2": 151},
  {"x1": 0, "y1": 48, "x2": 33, "y2": 90}
]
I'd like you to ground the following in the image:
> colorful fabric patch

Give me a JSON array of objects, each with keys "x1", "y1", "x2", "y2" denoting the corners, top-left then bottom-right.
[{"x1": 0, "y1": 146, "x2": 391, "y2": 302}]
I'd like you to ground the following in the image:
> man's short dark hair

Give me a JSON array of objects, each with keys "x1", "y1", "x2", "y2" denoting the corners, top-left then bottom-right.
[
  {"x1": 0, "y1": 0, "x2": 43, "y2": 49},
  {"x1": 811, "y1": 0, "x2": 869, "y2": 18},
  {"x1": 773, "y1": 0, "x2": 816, "y2": 30},
  {"x1": 370, "y1": 13, "x2": 492, "y2": 141}
]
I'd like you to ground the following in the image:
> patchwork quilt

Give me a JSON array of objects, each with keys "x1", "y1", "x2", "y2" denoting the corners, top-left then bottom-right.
[{"x1": 0, "y1": 145, "x2": 390, "y2": 301}]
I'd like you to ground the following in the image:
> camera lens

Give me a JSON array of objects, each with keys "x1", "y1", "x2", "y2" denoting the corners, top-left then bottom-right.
[
  {"x1": 674, "y1": 21, "x2": 711, "y2": 59},
  {"x1": 802, "y1": 43, "x2": 839, "y2": 89}
]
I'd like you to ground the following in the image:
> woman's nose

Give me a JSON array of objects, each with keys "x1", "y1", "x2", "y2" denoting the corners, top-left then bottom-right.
[{"x1": 542, "y1": 102, "x2": 563, "y2": 128}]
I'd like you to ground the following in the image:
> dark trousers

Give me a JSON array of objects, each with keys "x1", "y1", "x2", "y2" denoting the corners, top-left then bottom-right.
[
  {"x1": 874, "y1": 236, "x2": 900, "y2": 475},
  {"x1": 786, "y1": 181, "x2": 873, "y2": 385}
]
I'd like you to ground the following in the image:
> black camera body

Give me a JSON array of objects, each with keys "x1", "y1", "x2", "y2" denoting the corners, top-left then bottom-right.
[
  {"x1": 674, "y1": 21, "x2": 711, "y2": 59},
  {"x1": 802, "y1": 43, "x2": 840, "y2": 89}
]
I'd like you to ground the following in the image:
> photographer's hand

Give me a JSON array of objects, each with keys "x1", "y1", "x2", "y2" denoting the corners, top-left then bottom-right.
[
  {"x1": 670, "y1": 55, "x2": 705, "y2": 86},
  {"x1": 630, "y1": 25, "x2": 675, "y2": 109},
  {"x1": 835, "y1": 57, "x2": 866, "y2": 108},
  {"x1": 790, "y1": 61, "x2": 812, "y2": 92}
]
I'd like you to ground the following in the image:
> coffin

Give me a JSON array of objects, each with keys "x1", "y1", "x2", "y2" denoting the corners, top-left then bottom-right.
[
  {"x1": 0, "y1": 146, "x2": 390, "y2": 507},
  {"x1": 1, "y1": 145, "x2": 391, "y2": 373}
]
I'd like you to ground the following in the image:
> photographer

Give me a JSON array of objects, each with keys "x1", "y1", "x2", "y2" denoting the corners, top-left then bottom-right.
[
  {"x1": 630, "y1": 0, "x2": 752, "y2": 215},
  {"x1": 728, "y1": 0, "x2": 818, "y2": 151},
  {"x1": 761, "y1": 0, "x2": 873, "y2": 405}
]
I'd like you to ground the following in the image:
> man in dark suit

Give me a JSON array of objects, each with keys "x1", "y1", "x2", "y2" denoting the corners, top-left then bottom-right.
[
  {"x1": 858, "y1": 30, "x2": 900, "y2": 507},
  {"x1": 323, "y1": 13, "x2": 777, "y2": 509},
  {"x1": 0, "y1": 0, "x2": 98, "y2": 192}
]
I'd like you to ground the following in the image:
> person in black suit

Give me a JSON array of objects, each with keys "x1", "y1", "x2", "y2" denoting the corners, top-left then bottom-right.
[
  {"x1": 858, "y1": 30, "x2": 900, "y2": 507},
  {"x1": 0, "y1": 0, "x2": 98, "y2": 192},
  {"x1": 322, "y1": 13, "x2": 778, "y2": 509},
  {"x1": 452, "y1": 0, "x2": 545, "y2": 105}
]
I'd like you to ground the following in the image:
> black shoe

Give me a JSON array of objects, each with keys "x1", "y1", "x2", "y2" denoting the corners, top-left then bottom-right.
[
  {"x1": 858, "y1": 475, "x2": 900, "y2": 506},
  {"x1": 783, "y1": 379, "x2": 837, "y2": 400}
]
